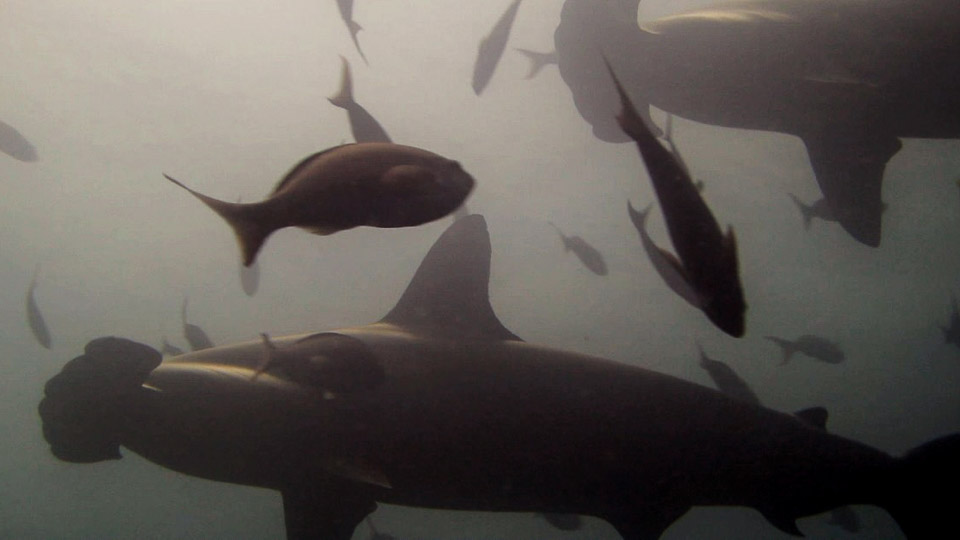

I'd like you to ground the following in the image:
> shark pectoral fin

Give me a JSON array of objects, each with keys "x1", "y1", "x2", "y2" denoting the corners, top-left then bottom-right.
[
  {"x1": 323, "y1": 456, "x2": 392, "y2": 489},
  {"x1": 794, "y1": 406, "x2": 829, "y2": 430},
  {"x1": 800, "y1": 129, "x2": 901, "y2": 247},
  {"x1": 759, "y1": 508, "x2": 804, "y2": 537},
  {"x1": 281, "y1": 484, "x2": 376, "y2": 540}
]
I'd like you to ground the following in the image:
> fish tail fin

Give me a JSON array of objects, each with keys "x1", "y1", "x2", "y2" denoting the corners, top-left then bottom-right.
[
  {"x1": 885, "y1": 433, "x2": 960, "y2": 537},
  {"x1": 787, "y1": 193, "x2": 814, "y2": 230},
  {"x1": 514, "y1": 48, "x2": 554, "y2": 79},
  {"x1": 163, "y1": 173, "x2": 272, "y2": 266},
  {"x1": 764, "y1": 336, "x2": 795, "y2": 364},
  {"x1": 328, "y1": 56, "x2": 355, "y2": 109},
  {"x1": 547, "y1": 221, "x2": 568, "y2": 249}
]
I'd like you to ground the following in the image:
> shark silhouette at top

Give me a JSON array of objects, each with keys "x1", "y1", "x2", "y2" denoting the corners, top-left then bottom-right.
[
  {"x1": 40, "y1": 215, "x2": 959, "y2": 539},
  {"x1": 555, "y1": 0, "x2": 960, "y2": 246}
]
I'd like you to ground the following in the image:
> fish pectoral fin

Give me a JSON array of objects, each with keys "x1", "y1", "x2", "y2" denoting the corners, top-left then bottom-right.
[
  {"x1": 658, "y1": 247, "x2": 691, "y2": 284},
  {"x1": 380, "y1": 164, "x2": 437, "y2": 193},
  {"x1": 281, "y1": 483, "x2": 376, "y2": 540},
  {"x1": 323, "y1": 456, "x2": 392, "y2": 489}
]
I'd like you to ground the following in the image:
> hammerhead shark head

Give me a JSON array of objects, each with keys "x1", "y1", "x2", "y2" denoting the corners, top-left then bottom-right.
[
  {"x1": 40, "y1": 215, "x2": 959, "y2": 539},
  {"x1": 554, "y1": 0, "x2": 960, "y2": 247}
]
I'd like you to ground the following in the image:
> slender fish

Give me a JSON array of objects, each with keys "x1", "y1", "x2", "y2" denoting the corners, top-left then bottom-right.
[
  {"x1": 472, "y1": 0, "x2": 523, "y2": 95},
  {"x1": 26, "y1": 265, "x2": 51, "y2": 349}
]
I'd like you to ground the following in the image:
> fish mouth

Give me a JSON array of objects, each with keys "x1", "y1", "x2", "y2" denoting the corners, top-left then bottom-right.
[{"x1": 38, "y1": 337, "x2": 161, "y2": 463}]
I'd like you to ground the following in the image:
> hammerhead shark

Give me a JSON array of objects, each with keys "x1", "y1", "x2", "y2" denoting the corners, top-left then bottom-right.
[
  {"x1": 554, "y1": 0, "x2": 960, "y2": 247},
  {"x1": 40, "y1": 215, "x2": 959, "y2": 539}
]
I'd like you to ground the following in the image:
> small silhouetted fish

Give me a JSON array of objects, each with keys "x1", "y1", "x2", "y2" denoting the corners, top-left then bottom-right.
[
  {"x1": 514, "y1": 48, "x2": 557, "y2": 79},
  {"x1": 181, "y1": 297, "x2": 214, "y2": 351},
  {"x1": 697, "y1": 344, "x2": 760, "y2": 405},
  {"x1": 254, "y1": 333, "x2": 384, "y2": 394},
  {"x1": 826, "y1": 505, "x2": 862, "y2": 533},
  {"x1": 328, "y1": 56, "x2": 392, "y2": 143},
  {"x1": 627, "y1": 202, "x2": 701, "y2": 308},
  {"x1": 941, "y1": 295, "x2": 960, "y2": 349},
  {"x1": 548, "y1": 222, "x2": 607, "y2": 276},
  {"x1": 335, "y1": 0, "x2": 367, "y2": 64},
  {"x1": 765, "y1": 334, "x2": 844, "y2": 364},
  {"x1": 0, "y1": 119, "x2": 38, "y2": 162},
  {"x1": 607, "y1": 59, "x2": 745, "y2": 337},
  {"x1": 25, "y1": 265, "x2": 51, "y2": 349},
  {"x1": 365, "y1": 516, "x2": 399, "y2": 540},
  {"x1": 472, "y1": 0, "x2": 523, "y2": 95},
  {"x1": 163, "y1": 143, "x2": 475, "y2": 266},
  {"x1": 539, "y1": 513, "x2": 582, "y2": 531},
  {"x1": 160, "y1": 336, "x2": 185, "y2": 357}
]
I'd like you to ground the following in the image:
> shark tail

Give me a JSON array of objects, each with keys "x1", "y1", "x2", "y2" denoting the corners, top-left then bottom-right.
[
  {"x1": 163, "y1": 173, "x2": 273, "y2": 267},
  {"x1": 787, "y1": 193, "x2": 814, "y2": 230},
  {"x1": 514, "y1": 48, "x2": 555, "y2": 79},
  {"x1": 328, "y1": 56, "x2": 355, "y2": 109},
  {"x1": 885, "y1": 433, "x2": 960, "y2": 537},
  {"x1": 764, "y1": 336, "x2": 795, "y2": 364}
]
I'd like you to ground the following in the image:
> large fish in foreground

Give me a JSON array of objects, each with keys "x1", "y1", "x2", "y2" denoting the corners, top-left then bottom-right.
[
  {"x1": 39, "y1": 214, "x2": 960, "y2": 539},
  {"x1": 555, "y1": 0, "x2": 960, "y2": 247},
  {"x1": 328, "y1": 56, "x2": 392, "y2": 144},
  {"x1": 472, "y1": 0, "x2": 523, "y2": 95},
  {"x1": 163, "y1": 142, "x2": 475, "y2": 266},
  {"x1": 607, "y1": 60, "x2": 746, "y2": 337},
  {"x1": 25, "y1": 265, "x2": 51, "y2": 349}
]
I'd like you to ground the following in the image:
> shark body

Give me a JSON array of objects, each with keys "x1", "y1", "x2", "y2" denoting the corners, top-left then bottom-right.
[{"x1": 40, "y1": 215, "x2": 958, "y2": 539}]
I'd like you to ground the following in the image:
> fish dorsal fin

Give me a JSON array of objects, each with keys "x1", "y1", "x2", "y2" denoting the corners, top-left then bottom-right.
[
  {"x1": 380, "y1": 214, "x2": 521, "y2": 341},
  {"x1": 794, "y1": 406, "x2": 828, "y2": 430},
  {"x1": 271, "y1": 145, "x2": 349, "y2": 195}
]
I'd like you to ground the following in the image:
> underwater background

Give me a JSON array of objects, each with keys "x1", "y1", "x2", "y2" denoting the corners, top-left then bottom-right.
[{"x1": 2, "y1": 0, "x2": 959, "y2": 538}]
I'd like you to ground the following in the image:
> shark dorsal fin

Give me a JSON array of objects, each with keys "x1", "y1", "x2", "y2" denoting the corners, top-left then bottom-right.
[{"x1": 379, "y1": 214, "x2": 521, "y2": 342}]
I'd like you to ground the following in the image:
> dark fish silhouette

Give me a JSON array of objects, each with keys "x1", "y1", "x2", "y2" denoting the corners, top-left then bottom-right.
[
  {"x1": 555, "y1": 0, "x2": 960, "y2": 247},
  {"x1": 0, "y1": 119, "x2": 38, "y2": 162},
  {"x1": 539, "y1": 512, "x2": 582, "y2": 531},
  {"x1": 180, "y1": 297, "x2": 214, "y2": 351},
  {"x1": 697, "y1": 344, "x2": 760, "y2": 405},
  {"x1": 607, "y1": 59, "x2": 746, "y2": 337},
  {"x1": 164, "y1": 142, "x2": 475, "y2": 266},
  {"x1": 765, "y1": 334, "x2": 845, "y2": 365},
  {"x1": 514, "y1": 47, "x2": 557, "y2": 79},
  {"x1": 472, "y1": 0, "x2": 523, "y2": 95},
  {"x1": 626, "y1": 202, "x2": 701, "y2": 309},
  {"x1": 25, "y1": 265, "x2": 51, "y2": 349},
  {"x1": 39, "y1": 214, "x2": 960, "y2": 540},
  {"x1": 159, "y1": 337, "x2": 184, "y2": 357},
  {"x1": 328, "y1": 56, "x2": 392, "y2": 143},
  {"x1": 335, "y1": 0, "x2": 367, "y2": 64},
  {"x1": 548, "y1": 222, "x2": 608, "y2": 276},
  {"x1": 941, "y1": 295, "x2": 960, "y2": 349}
]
